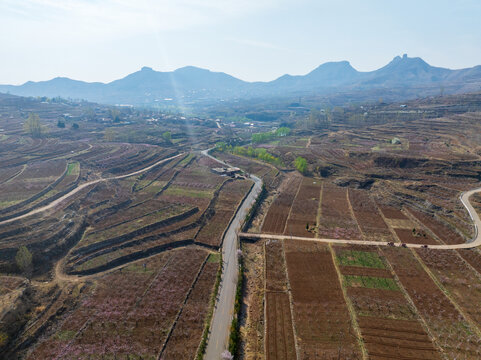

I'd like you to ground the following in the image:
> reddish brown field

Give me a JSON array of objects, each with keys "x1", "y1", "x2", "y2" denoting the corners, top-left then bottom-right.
[
  {"x1": 262, "y1": 176, "x2": 301, "y2": 234},
  {"x1": 408, "y1": 208, "x2": 466, "y2": 244},
  {"x1": 382, "y1": 247, "x2": 481, "y2": 359},
  {"x1": 416, "y1": 248, "x2": 481, "y2": 328},
  {"x1": 285, "y1": 178, "x2": 321, "y2": 238},
  {"x1": 264, "y1": 240, "x2": 296, "y2": 359},
  {"x1": 284, "y1": 240, "x2": 361, "y2": 360},
  {"x1": 196, "y1": 179, "x2": 253, "y2": 248},
  {"x1": 357, "y1": 317, "x2": 441, "y2": 360},
  {"x1": 265, "y1": 292, "x2": 297, "y2": 360},
  {"x1": 348, "y1": 189, "x2": 391, "y2": 241},
  {"x1": 29, "y1": 248, "x2": 207, "y2": 359},
  {"x1": 333, "y1": 245, "x2": 441, "y2": 359},
  {"x1": 161, "y1": 260, "x2": 218, "y2": 359},
  {"x1": 318, "y1": 184, "x2": 361, "y2": 239},
  {"x1": 378, "y1": 206, "x2": 408, "y2": 220},
  {"x1": 394, "y1": 228, "x2": 438, "y2": 245},
  {"x1": 195, "y1": 209, "x2": 233, "y2": 248},
  {"x1": 265, "y1": 240, "x2": 287, "y2": 292}
]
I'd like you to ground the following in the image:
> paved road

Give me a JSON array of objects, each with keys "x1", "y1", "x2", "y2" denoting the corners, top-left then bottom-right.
[
  {"x1": 240, "y1": 186, "x2": 481, "y2": 250},
  {"x1": 202, "y1": 149, "x2": 263, "y2": 360},
  {"x1": 0, "y1": 153, "x2": 184, "y2": 226}
]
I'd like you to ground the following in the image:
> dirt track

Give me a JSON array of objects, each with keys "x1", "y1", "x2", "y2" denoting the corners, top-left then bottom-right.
[
  {"x1": 240, "y1": 187, "x2": 481, "y2": 250},
  {"x1": 0, "y1": 153, "x2": 184, "y2": 226}
]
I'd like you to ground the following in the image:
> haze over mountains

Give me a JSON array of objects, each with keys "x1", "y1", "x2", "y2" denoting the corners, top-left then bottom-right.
[{"x1": 1, "y1": 55, "x2": 481, "y2": 108}]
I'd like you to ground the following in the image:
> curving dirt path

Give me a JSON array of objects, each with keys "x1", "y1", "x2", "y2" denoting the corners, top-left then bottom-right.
[
  {"x1": 0, "y1": 153, "x2": 184, "y2": 226},
  {"x1": 240, "y1": 187, "x2": 481, "y2": 250}
]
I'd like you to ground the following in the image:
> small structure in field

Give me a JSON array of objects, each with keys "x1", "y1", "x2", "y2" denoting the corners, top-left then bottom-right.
[{"x1": 211, "y1": 167, "x2": 242, "y2": 177}]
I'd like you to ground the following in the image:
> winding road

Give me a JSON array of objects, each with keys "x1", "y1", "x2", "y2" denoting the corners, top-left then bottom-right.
[
  {"x1": 201, "y1": 149, "x2": 263, "y2": 360},
  {"x1": 3, "y1": 144, "x2": 481, "y2": 360},
  {"x1": 0, "y1": 153, "x2": 184, "y2": 226},
  {"x1": 202, "y1": 147, "x2": 481, "y2": 359}
]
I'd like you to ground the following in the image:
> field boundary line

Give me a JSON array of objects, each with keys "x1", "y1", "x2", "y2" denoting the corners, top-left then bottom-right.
[
  {"x1": 374, "y1": 201, "x2": 401, "y2": 244},
  {"x1": 0, "y1": 160, "x2": 69, "y2": 216},
  {"x1": 408, "y1": 247, "x2": 481, "y2": 339},
  {"x1": 281, "y1": 239, "x2": 300, "y2": 360},
  {"x1": 282, "y1": 176, "x2": 302, "y2": 235},
  {"x1": 3, "y1": 164, "x2": 26, "y2": 184},
  {"x1": 378, "y1": 246, "x2": 448, "y2": 360},
  {"x1": 404, "y1": 209, "x2": 481, "y2": 281},
  {"x1": 328, "y1": 243, "x2": 368, "y2": 360},
  {"x1": 315, "y1": 182, "x2": 323, "y2": 236},
  {"x1": 346, "y1": 188, "x2": 365, "y2": 240},
  {"x1": 0, "y1": 153, "x2": 184, "y2": 226},
  {"x1": 157, "y1": 253, "x2": 210, "y2": 359}
]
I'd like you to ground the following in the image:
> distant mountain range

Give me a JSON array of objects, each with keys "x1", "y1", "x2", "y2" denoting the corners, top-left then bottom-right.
[{"x1": 1, "y1": 55, "x2": 481, "y2": 107}]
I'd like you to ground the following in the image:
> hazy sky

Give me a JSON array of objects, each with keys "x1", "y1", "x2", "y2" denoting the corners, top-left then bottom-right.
[{"x1": 1, "y1": 0, "x2": 481, "y2": 84}]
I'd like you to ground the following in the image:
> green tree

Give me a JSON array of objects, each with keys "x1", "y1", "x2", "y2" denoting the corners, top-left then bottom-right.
[
  {"x1": 15, "y1": 246, "x2": 32, "y2": 275},
  {"x1": 215, "y1": 142, "x2": 227, "y2": 151},
  {"x1": 24, "y1": 113, "x2": 42, "y2": 138},
  {"x1": 162, "y1": 131, "x2": 172, "y2": 142},
  {"x1": 275, "y1": 127, "x2": 291, "y2": 136},
  {"x1": 294, "y1": 156, "x2": 308, "y2": 174}
]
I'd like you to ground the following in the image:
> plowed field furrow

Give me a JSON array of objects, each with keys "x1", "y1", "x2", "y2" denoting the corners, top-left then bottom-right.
[
  {"x1": 382, "y1": 247, "x2": 481, "y2": 359},
  {"x1": 285, "y1": 178, "x2": 321, "y2": 238},
  {"x1": 284, "y1": 240, "x2": 361, "y2": 360},
  {"x1": 262, "y1": 176, "x2": 301, "y2": 234},
  {"x1": 265, "y1": 240, "x2": 287, "y2": 292},
  {"x1": 265, "y1": 292, "x2": 297, "y2": 360}
]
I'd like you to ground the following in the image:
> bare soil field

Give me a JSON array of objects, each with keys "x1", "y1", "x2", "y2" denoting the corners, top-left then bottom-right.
[
  {"x1": 284, "y1": 240, "x2": 361, "y2": 360},
  {"x1": 262, "y1": 175, "x2": 301, "y2": 234},
  {"x1": 318, "y1": 184, "x2": 361, "y2": 240},
  {"x1": 284, "y1": 177, "x2": 321, "y2": 238},
  {"x1": 382, "y1": 247, "x2": 481, "y2": 359}
]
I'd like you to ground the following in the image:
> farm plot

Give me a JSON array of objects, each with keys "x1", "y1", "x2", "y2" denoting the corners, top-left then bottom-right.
[
  {"x1": 265, "y1": 292, "x2": 297, "y2": 360},
  {"x1": 318, "y1": 184, "x2": 361, "y2": 239},
  {"x1": 0, "y1": 213, "x2": 85, "y2": 275},
  {"x1": 334, "y1": 246, "x2": 441, "y2": 359},
  {"x1": 241, "y1": 241, "x2": 265, "y2": 359},
  {"x1": 284, "y1": 240, "x2": 361, "y2": 360},
  {"x1": 0, "y1": 166, "x2": 23, "y2": 185},
  {"x1": 348, "y1": 189, "x2": 391, "y2": 241},
  {"x1": 394, "y1": 228, "x2": 438, "y2": 245},
  {"x1": 68, "y1": 227, "x2": 199, "y2": 274},
  {"x1": 161, "y1": 259, "x2": 219, "y2": 359},
  {"x1": 382, "y1": 247, "x2": 481, "y2": 359},
  {"x1": 0, "y1": 159, "x2": 66, "y2": 208},
  {"x1": 357, "y1": 317, "x2": 441, "y2": 360},
  {"x1": 262, "y1": 176, "x2": 302, "y2": 234},
  {"x1": 195, "y1": 179, "x2": 253, "y2": 248},
  {"x1": 408, "y1": 208, "x2": 466, "y2": 245},
  {"x1": 378, "y1": 206, "x2": 407, "y2": 220},
  {"x1": 67, "y1": 156, "x2": 242, "y2": 274},
  {"x1": 285, "y1": 177, "x2": 321, "y2": 238},
  {"x1": 416, "y1": 248, "x2": 481, "y2": 329},
  {"x1": 264, "y1": 240, "x2": 296, "y2": 360},
  {"x1": 265, "y1": 240, "x2": 287, "y2": 292},
  {"x1": 29, "y1": 248, "x2": 208, "y2": 359}
]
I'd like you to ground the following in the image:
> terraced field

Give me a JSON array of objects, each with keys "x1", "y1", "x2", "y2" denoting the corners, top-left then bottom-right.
[{"x1": 0, "y1": 121, "x2": 252, "y2": 359}]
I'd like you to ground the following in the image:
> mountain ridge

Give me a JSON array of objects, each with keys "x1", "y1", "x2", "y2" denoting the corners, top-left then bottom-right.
[{"x1": 1, "y1": 55, "x2": 481, "y2": 106}]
